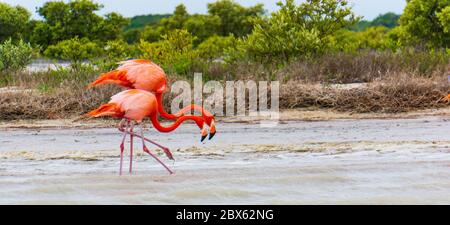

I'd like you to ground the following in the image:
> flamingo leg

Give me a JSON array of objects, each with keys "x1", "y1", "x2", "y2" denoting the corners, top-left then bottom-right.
[
  {"x1": 119, "y1": 130, "x2": 174, "y2": 160},
  {"x1": 129, "y1": 122, "x2": 134, "y2": 174},
  {"x1": 119, "y1": 121, "x2": 129, "y2": 176},
  {"x1": 140, "y1": 126, "x2": 174, "y2": 174}
]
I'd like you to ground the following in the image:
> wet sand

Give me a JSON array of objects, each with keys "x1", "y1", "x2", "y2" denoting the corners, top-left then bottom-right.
[{"x1": 1, "y1": 117, "x2": 450, "y2": 204}]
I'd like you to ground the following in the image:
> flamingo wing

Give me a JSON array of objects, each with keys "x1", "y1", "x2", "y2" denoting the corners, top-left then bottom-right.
[
  {"x1": 123, "y1": 62, "x2": 167, "y2": 93},
  {"x1": 110, "y1": 90, "x2": 158, "y2": 122},
  {"x1": 86, "y1": 103, "x2": 123, "y2": 118},
  {"x1": 90, "y1": 59, "x2": 167, "y2": 93}
]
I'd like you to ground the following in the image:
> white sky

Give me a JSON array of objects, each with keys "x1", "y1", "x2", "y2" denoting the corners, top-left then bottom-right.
[{"x1": 1, "y1": 0, "x2": 407, "y2": 20}]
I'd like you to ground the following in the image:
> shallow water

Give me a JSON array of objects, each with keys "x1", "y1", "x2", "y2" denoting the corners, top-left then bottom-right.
[{"x1": 1, "y1": 117, "x2": 450, "y2": 204}]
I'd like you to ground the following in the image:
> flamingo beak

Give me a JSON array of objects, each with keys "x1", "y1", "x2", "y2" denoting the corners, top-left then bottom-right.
[
  {"x1": 201, "y1": 125, "x2": 208, "y2": 142},
  {"x1": 209, "y1": 120, "x2": 216, "y2": 140}
]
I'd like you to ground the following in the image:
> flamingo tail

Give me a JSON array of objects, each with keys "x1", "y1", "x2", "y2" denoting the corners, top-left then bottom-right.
[
  {"x1": 85, "y1": 103, "x2": 122, "y2": 118},
  {"x1": 88, "y1": 70, "x2": 130, "y2": 89}
]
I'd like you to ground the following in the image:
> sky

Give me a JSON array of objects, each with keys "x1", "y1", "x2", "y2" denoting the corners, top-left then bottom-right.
[{"x1": 2, "y1": 0, "x2": 407, "y2": 20}]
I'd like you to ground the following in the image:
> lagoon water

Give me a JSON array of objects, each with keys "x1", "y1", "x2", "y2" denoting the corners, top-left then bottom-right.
[{"x1": 1, "y1": 117, "x2": 450, "y2": 204}]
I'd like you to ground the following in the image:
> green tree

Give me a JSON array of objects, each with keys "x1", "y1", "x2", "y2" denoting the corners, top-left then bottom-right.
[
  {"x1": 398, "y1": 0, "x2": 450, "y2": 48},
  {"x1": 125, "y1": 14, "x2": 171, "y2": 31},
  {"x1": 140, "y1": 25, "x2": 165, "y2": 43},
  {"x1": 145, "y1": 4, "x2": 191, "y2": 43},
  {"x1": 147, "y1": 4, "x2": 222, "y2": 44},
  {"x1": 438, "y1": 4, "x2": 450, "y2": 33},
  {"x1": 239, "y1": 0, "x2": 359, "y2": 62},
  {"x1": 31, "y1": 0, "x2": 129, "y2": 48},
  {"x1": 197, "y1": 35, "x2": 237, "y2": 61},
  {"x1": 371, "y1": 12, "x2": 400, "y2": 28},
  {"x1": 160, "y1": 4, "x2": 189, "y2": 30},
  {"x1": 123, "y1": 28, "x2": 142, "y2": 44},
  {"x1": 95, "y1": 12, "x2": 130, "y2": 42},
  {"x1": 207, "y1": 0, "x2": 265, "y2": 36},
  {"x1": 184, "y1": 15, "x2": 221, "y2": 44},
  {"x1": 350, "y1": 12, "x2": 400, "y2": 31},
  {"x1": 138, "y1": 29, "x2": 198, "y2": 74},
  {"x1": 0, "y1": 3, "x2": 31, "y2": 42}
]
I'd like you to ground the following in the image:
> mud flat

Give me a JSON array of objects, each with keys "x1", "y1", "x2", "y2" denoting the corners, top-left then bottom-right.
[{"x1": 0, "y1": 116, "x2": 450, "y2": 204}]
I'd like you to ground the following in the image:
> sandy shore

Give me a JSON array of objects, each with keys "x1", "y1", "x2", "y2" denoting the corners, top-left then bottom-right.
[
  {"x1": 1, "y1": 108, "x2": 450, "y2": 129},
  {"x1": 1, "y1": 114, "x2": 450, "y2": 204}
]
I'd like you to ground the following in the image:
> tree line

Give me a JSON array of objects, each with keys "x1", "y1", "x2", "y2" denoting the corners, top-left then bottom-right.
[{"x1": 1, "y1": 0, "x2": 449, "y2": 74}]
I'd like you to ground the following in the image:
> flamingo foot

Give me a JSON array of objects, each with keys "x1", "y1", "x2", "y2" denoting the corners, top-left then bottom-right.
[
  {"x1": 120, "y1": 130, "x2": 174, "y2": 161},
  {"x1": 161, "y1": 147, "x2": 174, "y2": 161},
  {"x1": 143, "y1": 146, "x2": 174, "y2": 175},
  {"x1": 119, "y1": 143, "x2": 124, "y2": 176},
  {"x1": 129, "y1": 125, "x2": 134, "y2": 174}
]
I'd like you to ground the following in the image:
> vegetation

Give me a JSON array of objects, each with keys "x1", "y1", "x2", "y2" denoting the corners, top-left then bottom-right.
[
  {"x1": 0, "y1": 0, "x2": 449, "y2": 119},
  {"x1": 0, "y1": 3, "x2": 31, "y2": 42},
  {"x1": 0, "y1": 39, "x2": 33, "y2": 73},
  {"x1": 31, "y1": 0, "x2": 129, "y2": 49},
  {"x1": 351, "y1": 12, "x2": 400, "y2": 31},
  {"x1": 397, "y1": 0, "x2": 450, "y2": 48},
  {"x1": 138, "y1": 29, "x2": 198, "y2": 74},
  {"x1": 125, "y1": 14, "x2": 171, "y2": 31},
  {"x1": 2, "y1": 0, "x2": 448, "y2": 67},
  {"x1": 237, "y1": 0, "x2": 359, "y2": 62},
  {"x1": 44, "y1": 37, "x2": 102, "y2": 62}
]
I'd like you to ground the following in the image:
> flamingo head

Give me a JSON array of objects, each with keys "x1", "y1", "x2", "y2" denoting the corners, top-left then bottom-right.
[
  {"x1": 442, "y1": 94, "x2": 450, "y2": 103},
  {"x1": 201, "y1": 123, "x2": 208, "y2": 142},
  {"x1": 208, "y1": 119, "x2": 216, "y2": 140},
  {"x1": 200, "y1": 112, "x2": 216, "y2": 140}
]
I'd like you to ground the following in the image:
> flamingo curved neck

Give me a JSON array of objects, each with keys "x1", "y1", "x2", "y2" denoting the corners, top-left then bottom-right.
[
  {"x1": 156, "y1": 93, "x2": 177, "y2": 120},
  {"x1": 150, "y1": 113, "x2": 203, "y2": 133},
  {"x1": 156, "y1": 93, "x2": 213, "y2": 119}
]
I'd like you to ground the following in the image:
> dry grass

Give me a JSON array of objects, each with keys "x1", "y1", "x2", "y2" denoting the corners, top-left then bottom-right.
[
  {"x1": 0, "y1": 51, "x2": 449, "y2": 120},
  {"x1": 281, "y1": 74, "x2": 449, "y2": 113},
  {"x1": 0, "y1": 86, "x2": 120, "y2": 120},
  {"x1": 0, "y1": 73, "x2": 448, "y2": 120},
  {"x1": 277, "y1": 51, "x2": 449, "y2": 83}
]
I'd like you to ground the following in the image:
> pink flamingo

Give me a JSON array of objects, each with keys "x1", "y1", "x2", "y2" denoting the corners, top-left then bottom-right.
[
  {"x1": 88, "y1": 59, "x2": 216, "y2": 137},
  {"x1": 86, "y1": 89, "x2": 209, "y2": 175}
]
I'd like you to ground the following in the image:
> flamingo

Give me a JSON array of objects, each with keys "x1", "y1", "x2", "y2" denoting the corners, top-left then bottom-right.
[
  {"x1": 88, "y1": 59, "x2": 216, "y2": 138},
  {"x1": 442, "y1": 94, "x2": 450, "y2": 103},
  {"x1": 86, "y1": 89, "x2": 209, "y2": 175}
]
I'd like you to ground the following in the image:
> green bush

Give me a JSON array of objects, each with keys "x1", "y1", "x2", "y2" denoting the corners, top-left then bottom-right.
[
  {"x1": 123, "y1": 28, "x2": 142, "y2": 44},
  {"x1": 104, "y1": 39, "x2": 136, "y2": 61},
  {"x1": 95, "y1": 39, "x2": 138, "y2": 70},
  {"x1": 140, "y1": 25, "x2": 164, "y2": 42},
  {"x1": 196, "y1": 35, "x2": 237, "y2": 61},
  {"x1": 138, "y1": 29, "x2": 198, "y2": 75},
  {"x1": 242, "y1": 22, "x2": 322, "y2": 62},
  {"x1": 0, "y1": 39, "x2": 33, "y2": 72},
  {"x1": 44, "y1": 37, "x2": 103, "y2": 62},
  {"x1": 331, "y1": 27, "x2": 396, "y2": 52},
  {"x1": 236, "y1": 0, "x2": 359, "y2": 63}
]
